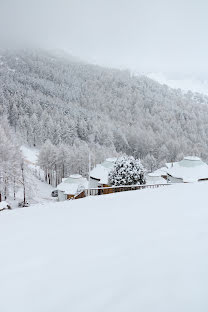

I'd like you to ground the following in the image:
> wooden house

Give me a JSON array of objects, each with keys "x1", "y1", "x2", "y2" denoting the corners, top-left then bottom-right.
[
  {"x1": 89, "y1": 158, "x2": 116, "y2": 192},
  {"x1": 57, "y1": 174, "x2": 88, "y2": 201}
]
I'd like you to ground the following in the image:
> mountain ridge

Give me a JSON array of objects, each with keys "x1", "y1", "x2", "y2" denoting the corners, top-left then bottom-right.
[{"x1": 1, "y1": 49, "x2": 208, "y2": 170}]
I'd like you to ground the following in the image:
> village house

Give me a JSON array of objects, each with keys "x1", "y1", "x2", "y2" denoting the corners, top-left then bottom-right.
[
  {"x1": 166, "y1": 156, "x2": 208, "y2": 183},
  {"x1": 57, "y1": 174, "x2": 88, "y2": 201},
  {"x1": 146, "y1": 167, "x2": 168, "y2": 185},
  {"x1": 90, "y1": 158, "x2": 116, "y2": 188}
]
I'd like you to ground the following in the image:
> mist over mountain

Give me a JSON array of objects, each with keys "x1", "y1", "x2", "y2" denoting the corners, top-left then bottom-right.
[
  {"x1": 147, "y1": 72, "x2": 208, "y2": 96},
  {"x1": 1, "y1": 49, "x2": 208, "y2": 170}
]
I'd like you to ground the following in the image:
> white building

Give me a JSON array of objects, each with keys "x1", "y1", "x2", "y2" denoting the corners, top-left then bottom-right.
[
  {"x1": 89, "y1": 158, "x2": 116, "y2": 189},
  {"x1": 166, "y1": 156, "x2": 208, "y2": 183},
  {"x1": 146, "y1": 167, "x2": 168, "y2": 185},
  {"x1": 57, "y1": 174, "x2": 88, "y2": 201}
]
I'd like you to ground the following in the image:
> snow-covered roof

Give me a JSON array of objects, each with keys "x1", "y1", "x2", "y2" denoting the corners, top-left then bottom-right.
[
  {"x1": 63, "y1": 175, "x2": 88, "y2": 188},
  {"x1": 0, "y1": 201, "x2": 9, "y2": 210},
  {"x1": 146, "y1": 176, "x2": 167, "y2": 185},
  {"x1": 57, "y1": 174, "x2": 88, "y2": 195},
  {"x1": 57, "y1": 183, "x2": 85, "y2": 195},
  {"x1": 167, "y1": 156, "x2": 208, "y2": 182},
  {"x1": 90, "y1": 164, "x2": 110, "y2": 183},
  {"x1": 90, "y1": 158, "x2": 116, "y2": 182},
  {"x1": 148, "y1": 167, "x2": 168, "y2": 177},
  {"x1": 184, "y1": 156, "x2": 200, "y2": 161}
]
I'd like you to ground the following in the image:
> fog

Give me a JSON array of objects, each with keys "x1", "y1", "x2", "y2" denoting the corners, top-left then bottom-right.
[{"x1": 0, "y1": 0, "x2": 207, "y2": 75}]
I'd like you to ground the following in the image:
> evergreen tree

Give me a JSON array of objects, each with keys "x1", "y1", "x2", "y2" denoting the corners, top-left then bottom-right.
[{"x1": 109, "y1": 156, "x2": 146, "y2": 186}]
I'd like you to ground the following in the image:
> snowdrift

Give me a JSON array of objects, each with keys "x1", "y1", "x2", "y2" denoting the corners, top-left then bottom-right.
[{"x1": 0, "y1": 183, "x2": 208, "y2": 312}]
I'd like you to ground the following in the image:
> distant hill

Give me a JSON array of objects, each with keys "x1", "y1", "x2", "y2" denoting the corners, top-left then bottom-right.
[{"x1": 1, "y1": 49, "x2": 208, "y2": 168}]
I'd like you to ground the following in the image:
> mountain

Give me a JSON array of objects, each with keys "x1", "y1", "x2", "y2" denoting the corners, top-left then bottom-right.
[
  {"x1": 1, "y1": 49, "x2": 208, "y2": 170},
  {"x1": 147, "y1": 72, "x2": 208, "y2": 95}
]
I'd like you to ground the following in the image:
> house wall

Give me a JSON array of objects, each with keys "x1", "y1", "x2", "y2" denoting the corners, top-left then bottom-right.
[
  {"x1": 89, "y1": 177, "x2": 100, "y2": 188},
  {"x1": 58, "y1": 190, "x2": 66, "y2": 201},
  {"x1": 146, "y1": 176, "x2": 167, "y2": 185}
]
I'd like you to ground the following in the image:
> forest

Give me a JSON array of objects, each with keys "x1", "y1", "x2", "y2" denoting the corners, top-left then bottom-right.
[{"x1": 1, "y1": 49, "x2": 208, "y2": 182}]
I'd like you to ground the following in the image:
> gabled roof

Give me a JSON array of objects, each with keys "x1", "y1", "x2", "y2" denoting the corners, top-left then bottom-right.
[{"x1": 167, "y1": 156, "x2": 208, "y2": 182}]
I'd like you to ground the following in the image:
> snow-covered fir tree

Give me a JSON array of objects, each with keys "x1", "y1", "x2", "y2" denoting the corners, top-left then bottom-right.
[{"x1": 109, "y1": 156, "x2": 146, "y2": 186}]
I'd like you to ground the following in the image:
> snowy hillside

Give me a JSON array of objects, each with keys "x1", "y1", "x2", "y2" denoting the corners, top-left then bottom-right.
[
  {"x1": 2, "y1": 49, "x2": 208, "y2": 171},
  {"x1": 0, "y1": 183, "x2": 208, "y2": 312},
  {"x1": 20, "y1": 145, "x2": 54, "y2": 205}
]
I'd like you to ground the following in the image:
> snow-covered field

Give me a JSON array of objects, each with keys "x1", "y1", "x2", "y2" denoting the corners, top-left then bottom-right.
[{"x1": 0, "y1": 182, "x2": 208, "y2": 311}]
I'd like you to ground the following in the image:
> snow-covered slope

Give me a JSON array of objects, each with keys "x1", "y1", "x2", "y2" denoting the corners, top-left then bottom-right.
[
  {"x1": 0, "y1": 183, "x2": 208, "y2": 312},
  {"x1": 16, "y1": 145, "x2": 54, "y2": 206},
  {"x1": 20, "y1": 145, "x2": 39, "y2": 165}
]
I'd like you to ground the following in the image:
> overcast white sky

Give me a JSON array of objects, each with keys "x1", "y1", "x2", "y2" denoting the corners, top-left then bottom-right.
[{"x1": 0, "y1": 0, "x2": 207, "y2": 76}]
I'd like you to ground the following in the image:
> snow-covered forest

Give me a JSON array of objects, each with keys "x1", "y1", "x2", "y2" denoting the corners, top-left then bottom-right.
[
  {"x1": 0, "y1": 117, "x2": 29, "y2": 203},
  {"x1": 1, "y1": 49, "x2": 208, "y2": 175}
]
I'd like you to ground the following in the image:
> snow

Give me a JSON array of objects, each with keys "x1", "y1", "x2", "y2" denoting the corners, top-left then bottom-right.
[
  {"x1": 0, "y1": 201, "x2": 9, "y2": 210},
  {"x1": 20, "y1": 145, "x2": 39, "y2": 164},
  {"x1": 148, "y1": 167, "x2": 168, "y2": 176},
  {"x1": 147, "y1": 72, "x2": 208, "y2": 95},
  {"x1": 57, "y1": 182, "x2": 83, "y2": 195},
  {"x1": 69, "y1": 174, "x2": 83, "y2": 179},
  {"x1": 165, "y1": 162, "x2": 174, "y2": 169},
  {"x1": 90, "y1": 164, "x2": 111, "y2": 183},
  {"x1": 184, "y1": 156, "x2": 201, "y2": 161},
  {"x1": 167, "y1": 157, "x2": 208, "y2": 181},
  {"x1": 90, "y1": 158, "x2": 116, "y2": 182},
  {"x1": 63, "y1": 175, "x2": 88, "y2": 188},
  {"x1": 146, "y1": 175, "x2": 167, "y2": 185},
  {"x1": 57, "y1": 175, "x2": 88, "y2": 198},
  {"x1": 1, "y1": 182, "x2": 208, "y2": 311},
  {"x1": 147, "y1": 168, "x2": 168, "y2": 185},
  {"x1": 15, "y1": 145, "x2": 54, "y2": 206}
]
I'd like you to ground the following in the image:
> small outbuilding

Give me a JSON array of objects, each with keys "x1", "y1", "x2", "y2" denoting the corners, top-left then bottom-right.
[
  {"x1": 57, "y1": 174, "x2": 88, "y2": 201},
  {"x1": 166, "y1": 156, "x2": 208, "y2": 183},
  {"x1": 90, "y1": 158, "x2": 116, "y2": 190},
  {"x1": 146, "y1": 170, "x2": 167, "y2": 185}
]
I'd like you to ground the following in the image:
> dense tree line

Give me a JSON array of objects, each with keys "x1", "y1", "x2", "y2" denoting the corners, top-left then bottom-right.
[
  {"x1": 38, "y1": 140, "x2": 118, "y2": 186},
  {"x1": 1, "y1": 49, "x2": 208, "y2": 174},
  {"x1": 0, "y1": 118, "x2": 28, "y2": 203}
]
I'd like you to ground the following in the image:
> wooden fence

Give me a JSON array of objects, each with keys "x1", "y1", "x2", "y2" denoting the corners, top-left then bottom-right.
[{"x1": 86, "y1": 183, "x2": 170, "y2": 196}]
